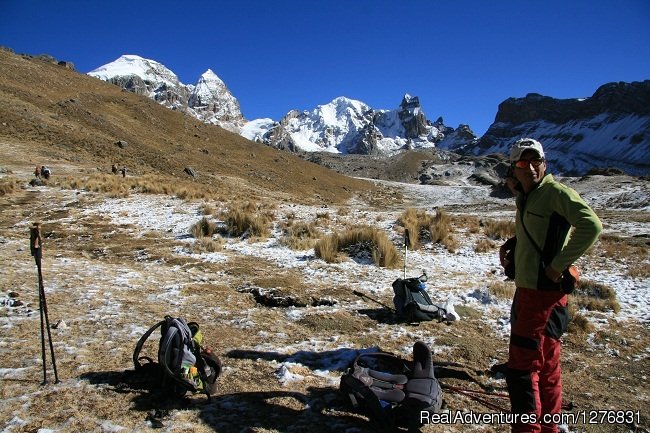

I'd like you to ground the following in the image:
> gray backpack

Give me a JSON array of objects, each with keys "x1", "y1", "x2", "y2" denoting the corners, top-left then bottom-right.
[
  {"x1": 133, "y1": 316, "x2": 221, "y2": 399},
  {"x1": 340, "y1": 341, "x2": 443, "y2": 430}
]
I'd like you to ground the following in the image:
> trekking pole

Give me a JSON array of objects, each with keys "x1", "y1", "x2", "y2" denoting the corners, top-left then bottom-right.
[
  {"x1": 403, "y1": 229, "x2": 410, "y2": 280},
  {"x1": 30, "y1": 223, "x2": 60, "y2": 385},
  {"x1": 352, "y1": 290, "x2": 396, "y2": 312}
]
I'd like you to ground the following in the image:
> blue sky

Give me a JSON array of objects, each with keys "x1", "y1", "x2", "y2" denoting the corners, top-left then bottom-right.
[{"x1": 1, "y1": 0, "x2": 649, "y2": 136}]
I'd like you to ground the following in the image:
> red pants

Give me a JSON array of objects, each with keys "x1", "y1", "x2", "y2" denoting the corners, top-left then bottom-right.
[{"x1": 506, "y1": 288, "x2": 569, "y2": 433}]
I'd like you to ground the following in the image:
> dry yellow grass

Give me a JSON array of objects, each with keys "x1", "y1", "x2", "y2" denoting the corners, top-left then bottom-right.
[
  {"x1": 315, "y1": 225, "x2": 400, "y2": 268},
  {"x1": 482, "y1": 218, "x2": 516, "y2": 240},
  {"x1": 191, "y1": 237, "x2": 223, "y2": 253},
  {"x1": 0, "y1": 177, "x2": 20, "y2": 196},
  {"x1": 628, "y1": 262, "x2": 650, "y2": 279},
  {"x1": 221, "y1": 202, "x2": 273, "y2": 239},
  {"x1": 487, "y1": 281, "x2": 515, "y2": 300},
  {"x1": 280, "y1": 221, "x2": 320, "y2": 250},
  {"x1": 190, "y1": 217, "x2": 218, "y2": 238},
  {"x1": 56, "y1": 173, "x2": 219, "y2": 199},
  {"x1": 571, "y1": 279, "x2": 621, "y2": 313},
  {"x1": 475, "y1": 238, "x2": 497, "y2": 253},
  {"x1": 596, "y1": 234, "x2": 649, "y2": 263},
  {"x1": 398, "y1": 207, "x2": 453, "y2": 250}
]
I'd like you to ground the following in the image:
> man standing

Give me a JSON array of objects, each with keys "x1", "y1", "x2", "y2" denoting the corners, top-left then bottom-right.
[{"x1": 504, "y1": 138, "x2": 602, "y2": 433}]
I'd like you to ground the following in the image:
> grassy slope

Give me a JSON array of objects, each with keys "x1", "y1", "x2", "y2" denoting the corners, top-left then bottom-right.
[{"x1": 0, "y1": 48, "x2": 375, "y2": 205}]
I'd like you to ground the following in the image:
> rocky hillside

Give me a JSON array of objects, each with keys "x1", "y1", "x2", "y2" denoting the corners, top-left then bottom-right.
[
  {"x1": 0, "y1": 48, "x2": 375, "y2": 204},
  {"x1": 441, "y1": 81, "x2": 650, "y2": 176}
]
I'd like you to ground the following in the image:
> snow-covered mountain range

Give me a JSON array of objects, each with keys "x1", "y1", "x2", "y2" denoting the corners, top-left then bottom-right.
[
  {"x1": 87, "y1": 55, "x2": 477, "y2": 155},
  {"x1": 241, "y1": 95, "x2": 476, "y2": 155},
  {"x1": 88, "y1": 55, "x2": 650, "y2": 175},
  {"x1": 88, "y1": 55, "x2": 245, "y2": 132}
]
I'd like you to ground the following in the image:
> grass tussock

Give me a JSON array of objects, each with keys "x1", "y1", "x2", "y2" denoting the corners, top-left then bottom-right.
[
  {"x1": 280, "y1": 221, "x2": 320, "y2": 250},
  {"x1": 482, "y1": 218, "x2": 516, "y2": 240},
  {"x1": 454, "y1": 215, "x2": 482, "y2": 234},
  {"x1": 398, "y1": 208, "x2": 454, "y2": 251},
  {"x1": 221, "y1": 201, "x2": 273, "y2": 239},
  {"x1": 571, "y1": 279, "x2": 621, "y2": 313},
  {"x1": 597, "y1": 234, "x2": 649, "y2": 263},
  {"x1": 475, "y1": 238, "x2": 497, "y2": 253},
  {"x1": 0, "y1": 177, "x2": 20, "y2": 196},
  {"x1": 201, "y1": 203, "x2": 217, "y2": 216},
  {"x1": 487, "y1": 281, "x2": 515, "y2": 300},
  {"x1": 190, "y1": 217, "x2": 218, "y2": 238},
  {"x1": 191, "y1": 237, "x2": 222, "y2": 253},
  {"x1": 315, "y1": 225, "x2": 400, "y2": 268},
  {"x1": 628, "y1": 262, "x2": 650, "y2": 279},
  {"x1": 568, "y1": 311, "x2": 594, "y2": 334}
]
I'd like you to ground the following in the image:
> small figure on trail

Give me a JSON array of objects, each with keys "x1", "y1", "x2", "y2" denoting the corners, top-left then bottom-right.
[
  {"x1": 120, "y1": 167, "x2": 127, "y2": 178},
  {"x1": 41, "y1": 166, "x2": 51, "y2": 180},
  {"x1": 34, "y1": 166, "x2": 41, "y2": 178},
  {"x1": 111, "y1": 164, "x2": 118, "y2": 175},
  {"x1": 503, "y1": 138, "x2": 602, "y2": 433}
]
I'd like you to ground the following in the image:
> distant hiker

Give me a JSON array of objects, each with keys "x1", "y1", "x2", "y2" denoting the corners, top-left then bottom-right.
[
  {"x1": 120, "y1": 167, "x2": 126, "y2": 178},
  {"x1": 503, "y1": 138, "x2": 602, "y2": 433},
  {"x1": 34, "y1": 166, "x2": 41, "y2": 178},
  {"x1": 41, "y1": 166, "x2": 51, "y2": 180},
  {"x1": 111, "y1": 164, "x2": 118, "y2": 175}
]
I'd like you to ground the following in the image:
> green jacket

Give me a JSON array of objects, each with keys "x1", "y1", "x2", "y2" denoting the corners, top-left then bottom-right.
[{"x1": 514, "y1": 174, "x2": 602, "y2": 290}]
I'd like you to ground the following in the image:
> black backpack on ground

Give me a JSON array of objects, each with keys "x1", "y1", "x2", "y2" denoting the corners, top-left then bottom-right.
[
  {"x1": 133, "y1": 316, "x2": 221, "y2": 399},
  {"x1": 340, "y1": 341, "x2": 443, "y2": 431},
  {"x1": 392, "y1": 277, "x2": 445, "y2": 323}
]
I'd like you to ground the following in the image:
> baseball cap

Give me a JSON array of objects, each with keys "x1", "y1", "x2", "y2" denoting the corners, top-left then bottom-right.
[{"x1": 509, "y1": 138, "x2": 545, "y2": 162}]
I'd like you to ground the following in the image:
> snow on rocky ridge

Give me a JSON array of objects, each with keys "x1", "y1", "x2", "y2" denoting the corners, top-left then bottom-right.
[
  {"x1": 88, "y1": 55, "x2": 245, "y2": 132},
  {"x1": 88, "y1": 55, "x2": 649, "y2": 174}
]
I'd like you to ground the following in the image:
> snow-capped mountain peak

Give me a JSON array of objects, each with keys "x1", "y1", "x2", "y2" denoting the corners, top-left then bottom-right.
[
  {"x1": 88, "y1": 54, "x2": 182, "y2": 88},
  {"x1": 199, "y1": 69, "x2": 225, "y2": 86},
  {"x1": 88, "y1": 55, "x2": 244, "y2": 131}
]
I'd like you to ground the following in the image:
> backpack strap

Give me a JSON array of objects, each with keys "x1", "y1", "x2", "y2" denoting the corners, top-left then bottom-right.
[
  {"x1": 187, "y1": 324, "x2": 215, "y2": 400},
  {"x1": 133, "y1": 319, "x2": 165, "y2": 369}
]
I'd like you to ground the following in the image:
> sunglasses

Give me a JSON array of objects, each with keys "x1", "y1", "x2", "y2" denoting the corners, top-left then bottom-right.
[{"x1": 513, "y1": 158, "x2": 545, "y2": 169}]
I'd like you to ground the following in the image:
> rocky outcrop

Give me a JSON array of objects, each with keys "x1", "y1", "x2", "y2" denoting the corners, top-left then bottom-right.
[
  {"x1": 471, "y1": 80, "x2": 650, "y2": 175},
  {"x1": 436, "y1": 123, "x2": 478, "y2": 153},
  {"x1": 398, "y1": 95, "x2": 429, "y2": 138},
  {"x1": 346, "y1": 124, "x2": 382, "y2": 155}
]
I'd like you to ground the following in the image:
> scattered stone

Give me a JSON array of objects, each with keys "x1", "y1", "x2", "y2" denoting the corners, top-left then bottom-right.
[
  {"x1": 115, "y1": 140, "x2": 128, "y2": 149},
  {"x1": 184, "y1": 167, "x2": 197, "y2": 177},
  {"x1": 52, "y1": 320, "x2": 67, "y2": 329}
]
